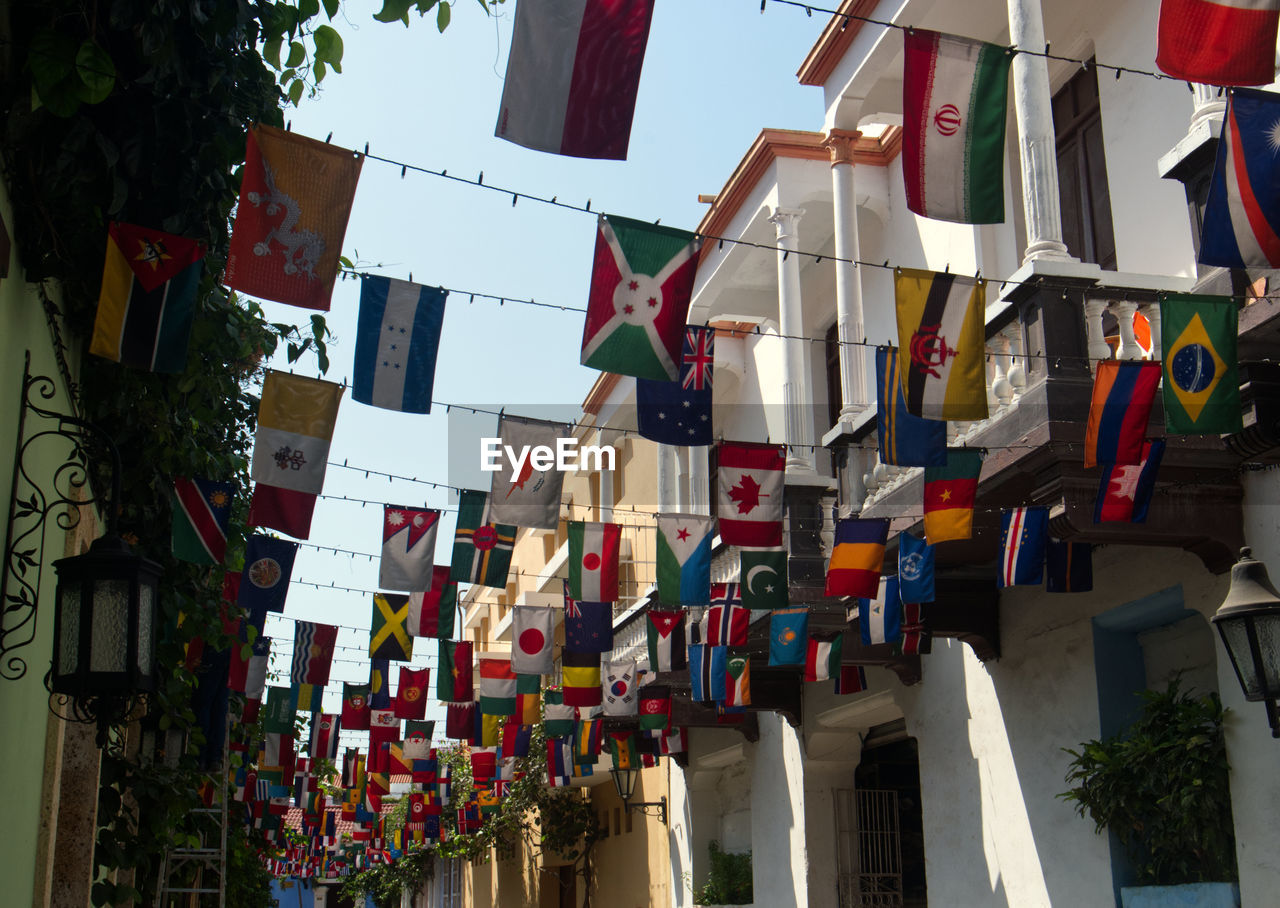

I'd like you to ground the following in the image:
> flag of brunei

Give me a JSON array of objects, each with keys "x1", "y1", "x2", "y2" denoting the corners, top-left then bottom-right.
[{"x1": 90, "y1": 222, "x2": 205, "y2": 372}]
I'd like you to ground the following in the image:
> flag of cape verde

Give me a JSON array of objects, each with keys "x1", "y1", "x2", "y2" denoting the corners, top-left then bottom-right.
[
  {"x1": 998, "y1": 507, "x2": 1048, "y2": 588},
  {"x1": 1083, "y1": 361, "x2": 1161, "y2": 468},
  {"x1": 1200, "y1": 89, "x2": 1280, "y2": 269}
]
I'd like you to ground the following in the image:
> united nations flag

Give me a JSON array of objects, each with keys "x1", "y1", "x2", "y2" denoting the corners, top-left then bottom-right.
[{"x1": 1159, "y1": 295, "x2": 1241, "y2": 435}]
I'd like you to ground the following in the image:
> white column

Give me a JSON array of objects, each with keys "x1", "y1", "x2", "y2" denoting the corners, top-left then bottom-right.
[
  {"x1": 656, "y1": 443, "x2": 676, "y2": 512},
  {"x1": 826, "y1": 129, "x2": 869, "y2": 421},
  {"x1": 769, "y1": 206, "x2": 817, "y2": 475},
  {"x1": 674, "y1": 447, "x2": 688, "y2": 512},
  {"x1": 1083, "y1": 298, "x2": 1110, "y2": 371},
  {"x1": 1113, "y1": 300, "x2": 1141, "y2": 360},
  {"x1": 1139, "y1": 301, "x2": 1162, "y2": 361},
  {"x1": 1190, "y1": 83, "x2": 1228, "y2": 133},
  {"x1": 1007, "y1": 0, "x2": 1074, "y2": 264},
  {"x1": 750, "y1": 713, "x2": 809, "y2": 907},
  {"x1": 689, "y1": 445, "x2": 711, "y2": 516}
]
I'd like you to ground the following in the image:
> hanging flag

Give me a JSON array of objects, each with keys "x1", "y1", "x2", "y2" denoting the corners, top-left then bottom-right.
[
  {"x1": 89, "y1": 222, "x2": 206, "y2": 372},
  {"x1": 902, "y1": 30, "x2": 1012, "y2": 224},
  {"x1": 724, "y1": 656, "x2": 750, "y2": 707},
  {"x1": 516, "y1": 674, "x2": 542, "y2": 726},
  {"x1": 310, "y1": 714, "x2": 341, "y2": 760},
  {"x1": 404, "y1": 721, "x2": 435, "y2": 761},
  {"x1": 370, "y1": 594, "x2": 415, "y2": 661},
  {"x1": 859, "y1": 577, "x2": 903, "y2": 646},
  {"x1": 485, "y1": 415, "x2": 568, "y2": 530},
  {"x1": 479, "y1": 658, "x2": 518, "y2": 716},
  {"x1": 1156, "y1": 1, "x2": 1280, "y2": 85},
  {"x1": 495, "y1": 0, "x2": 655, "y2": 160},
  {"x1": 564, "y1": 585, "x2": 613, "y2": 652},
  {"x1": 804, "y1": 634, "x2": 844, "y2": 683},
  {"x1": 826, "y1": 518, "x2": 889, "y2": 598},
  {"x1": 239, "y1": 535, "x2": 297, "y2": 615},
  {"x1": 717, "y1": 441, "x2": 786, "y2": 546},
  {"x1": 876, "y1": 346, "x2": 947, "y2": 467},
  {"x1": 247, "y1": 483, "x2": 317, "y2": 541},
  {"x1": 897, "y1": 532, "x2": 935, "y2": 603},
  {"x1": 740, "y1": 548, "x2": 788, "y2": 610},
  {"x1": 292, "y1": 681, "x2": 321, "y2": 715},
  {"x1": 225, "y1": 124, "x2": 362, "y2": 310},
  {"x1": 567, "y1": 521, "x2": 621, "y2": 601},
  {"x1": 638, "y1": 687, "x2": 671, "y2": 732},
  {"x1": 380, "y1": 505, "x2": 439, "y2": 591},
  {"x1": 546, "y1": 737, "x2": 573, "y2": 788},
  {"x1": 608, "y1": 731, "x2": 640, "y2": 771},
  {"x1": 562, "y1": 649, "x2": 603, "y2": 707},
  {"x1": 437, "y1": 641, "x2": 474, "y2": 703},
  {"x1": 252, "y1": 371, "x2": 343, "y2": 496},
  {"x1": 407, "y1": 567, "x2": 458, "y2": 639},
  {"x1": 646, "y1": 610, "x2": 687, "y2": 672},
  {"x1": 636, "y1": 325, "x2": 715, "y2": 445},
  {"x1": 450, "y1": 490, "x2": 516, "y2": 588},
  {"x1": 353, "y1": 276, "x2": 446, "y2": 414},
  {"x1": 655, "y1": 512, "x2": 714, "y2": 605},
  {"x1": 445, "y1": 702, "x2": 475, "y2": 740},
  {"x1": 574, "y1": 718, "x2": 605, "y2": 765},
  {"x1": 602, "y1": 659, "x2": 638, "y2": 716},
  {"x1": 503, "y1": 720, "x2": 534, "y2": 759},
  {"x1": 369, "y1": 658, "x2": 392, "y2": 709},
  {"x1": 895, "y1": 268, "x2": 987, "y2": 421},
  {"x1": 706, "y1": 584, "x2": 749, "y2": 646},
  {"x1": 923, "y1": 448, "x2": 982, "y2": 543},
  {"x1": 290, "y1": 621, "x2": 338, "y2": 685},
  {"x1": 1046, "y1": 539, "x2": 1094, "y2": 593},
  {"x1": 580, "y1": 214, "x2": 702, "y2": 380},
  {"x1": 171, "y1": 478, "x2": 232, "y2": 565},
  {"x1": 228, "y1": 628, "x2": 270, "y2": 695},
  {"x1": 395, "y1": 667, "x2": 431, "y2": 720},
  {"x1": 688, "y1": 644, "x2": 727, "y2": 702},
  {"x1": 369, "y1": 710, "x2": 401, "y2": 755},
  {"x1": 1201, "y1": 89, "x2": 1280, "y2": 268},
  {"x1": 1084, "y1": 361, "x2": 1162, "y2": 468},
  {"x1": 1094, "y1": 439, "x2": 1166, "y2": 523},
  {"x1": 899, "y1": 602, "x2": 931, "y2": 656},
  {"x1": 1160, "y1": 296, "x2": 1241, "y2": 435},
  {"x1": 341, "y1": 683, "x2": 370, "y2": 731},
  {"x1": 543, "y1": 689, "x2": 576, "y2": 739},
  {"x1": 998, "y1": 507, "x2": 1049, "y2": 588},
  {"x1": 511, "y1": 606, "x2": 555, "y2": 675},
  {"x1": 769, "y1": 608, "x2": 809, "y2": 667},
  {"x1": 835, "y1": 665, "x2": 868, "y2": 695}
]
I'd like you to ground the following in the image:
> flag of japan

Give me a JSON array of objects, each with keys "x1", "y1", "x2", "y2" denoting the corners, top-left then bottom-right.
[
  {"x1": 511, "y1": 606, "x2": 554, "y2": 675},
  {"x1": 717, "y1": 442, "x2": 785, "y2": 546}
]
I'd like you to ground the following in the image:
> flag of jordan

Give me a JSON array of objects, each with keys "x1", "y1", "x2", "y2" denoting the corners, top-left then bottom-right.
[
  {"x1": 1160, "y1": 295, "x2": 1241, "y2": 435},
  {"x1": 580, "y1": 214, "x2": 702, "y2": 381},
  {"x1": 380, "y1": 505, "x2": 439, "y2": 591}
]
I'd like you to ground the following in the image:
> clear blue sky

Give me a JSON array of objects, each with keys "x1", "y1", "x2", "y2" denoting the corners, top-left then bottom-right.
[{"x1": 253, "y1": 0, "x2": 829, "y2": 750}]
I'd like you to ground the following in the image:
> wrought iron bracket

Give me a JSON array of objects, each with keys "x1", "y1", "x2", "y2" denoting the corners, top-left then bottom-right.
[{"x1": 2, "y1": 351, "x2": 119, "y2": 682}]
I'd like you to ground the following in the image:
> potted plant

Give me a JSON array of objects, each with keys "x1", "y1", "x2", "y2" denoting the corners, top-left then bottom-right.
[{"x1": 1060, "y1": 679, "x2": 1239, "y2": 907}]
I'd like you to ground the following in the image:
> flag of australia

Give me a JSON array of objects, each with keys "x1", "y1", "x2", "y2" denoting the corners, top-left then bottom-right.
[{"x1": 637, "y1": 326, "x2": 713, "y2": 445}]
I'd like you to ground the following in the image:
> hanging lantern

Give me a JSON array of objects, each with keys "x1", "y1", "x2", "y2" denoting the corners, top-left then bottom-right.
[{"x1": 1211, "y1": 546, "x2": 1280, "y2": 738}]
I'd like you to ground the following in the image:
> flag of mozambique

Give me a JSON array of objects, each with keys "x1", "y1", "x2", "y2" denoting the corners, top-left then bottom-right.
[
  {"x1": 450, "y1": 490, "x2": 516, "y2": 587},
  {"x1": 90, "y1": 222, "x2": 206, "y2": 372}
]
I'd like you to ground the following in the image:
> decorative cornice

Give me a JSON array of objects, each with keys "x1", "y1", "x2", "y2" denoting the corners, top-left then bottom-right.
[
  {"x1": 797, "y1": 0, "x2": 883, "y2": 87},
  {"x1": 581, "y1": 371, "x2": 621, "y2": 416}
]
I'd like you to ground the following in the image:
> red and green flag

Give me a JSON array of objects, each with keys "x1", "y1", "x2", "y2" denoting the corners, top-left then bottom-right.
[
  {"x1": 171, "y1": 478, "x2": 232, "y2": 565},
  {"x1": 903, "y1": 29, "x2": 1012, "y2": 224},
  {"x1": 580, "y1": 214, "x2": 702, "y2": 381},
  {"x1": 568, "y1": 521, "x2": 621, "y2": 602}
]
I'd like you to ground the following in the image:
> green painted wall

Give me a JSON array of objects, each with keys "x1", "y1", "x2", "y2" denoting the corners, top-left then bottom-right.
[{"x1": 0, "y1": 175, "x2": 85, "y2": 905}]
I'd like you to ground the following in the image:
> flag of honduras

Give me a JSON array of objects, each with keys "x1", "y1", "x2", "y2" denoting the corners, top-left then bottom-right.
[{"x1": 353, "y1": 276, "x2": 447, "y2": 414}]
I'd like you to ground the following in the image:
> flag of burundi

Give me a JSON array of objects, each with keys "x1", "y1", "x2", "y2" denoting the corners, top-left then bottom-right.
[
  {"x1": 903, "y1": 29, "x2": 1012, "y2": 224},
  {"x1": 655, "y1": 513, "x2": 713, "y2": 605},
  {"x1": 568, "y1": 521, "x2": 621, "y2": 602},
  {"x1": 580, "y1": 214, "x2": 702, "y2": 381}
]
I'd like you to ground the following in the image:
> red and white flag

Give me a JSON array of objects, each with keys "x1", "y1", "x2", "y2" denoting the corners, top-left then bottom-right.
[
  {"x1": 380, "y1": 505, "x2": 439, "y2": 591},
  {"x1": 496, "y1": 0, "x2": 656, "y2": 161},
  {"x1": 717, "y1": 442, "x2": 785, "y2": 546},
  {"x1": 1157, "y1": 0, "x2": 1280, "y2": 86},
  {"x1": 511, "y1": 606, "x2": 555, "y2": 675},
  {"x1": 310, "y1": 714, "x2": 341, "y2": 760},
  {"x1": 568, "y1": 521, "x2": 621, "y2": 602}
]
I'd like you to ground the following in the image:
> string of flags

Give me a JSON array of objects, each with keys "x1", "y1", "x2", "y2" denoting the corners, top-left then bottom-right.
[{"x1": 121, "y1": 0, "x2": 1278, "y2": 879}]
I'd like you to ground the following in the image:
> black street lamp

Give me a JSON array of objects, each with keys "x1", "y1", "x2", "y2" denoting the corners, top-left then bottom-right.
[
  {"x1": 1212, "y1": 547, "x2": 1280, "y2": 739},
  {"x1": 609, "y1": 766, "x2": 667, "y2": 825}
]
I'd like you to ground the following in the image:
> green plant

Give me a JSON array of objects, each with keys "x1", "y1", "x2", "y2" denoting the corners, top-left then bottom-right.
[
  {"x1": 694, "y1": 840, "x2": 752, "y2": 905},
  {"x1": 1059, "y1": 679, "x2": 1237, "y2": 886}
]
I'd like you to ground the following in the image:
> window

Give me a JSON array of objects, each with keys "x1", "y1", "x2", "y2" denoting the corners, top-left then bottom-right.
[
  {"x1": 825, "y1": 322, "x2": 843, "y2": 428},
  {"x1": 440, "y1": 857, "x2": 462, "y2": 908},
  {"x1": 1053, "y1": 63, "x2": 1116, "y2": 269}
]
